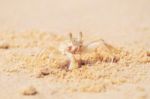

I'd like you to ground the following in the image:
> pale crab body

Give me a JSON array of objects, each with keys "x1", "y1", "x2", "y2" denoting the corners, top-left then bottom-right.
[
  {"x1": 58, "y1": 32, "x2": 106, "y2": 70},
  {"x1": 59, "y1": 41, "x2": 82, "y2": 55}
]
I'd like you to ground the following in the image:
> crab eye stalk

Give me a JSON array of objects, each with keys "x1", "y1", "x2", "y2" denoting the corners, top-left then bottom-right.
[
  {"x1": 79, "y1": 32, "x2": 83, "y2": 42},
  {"x1": 69, "y1": 32, "x2": 73, "y2": 42}
]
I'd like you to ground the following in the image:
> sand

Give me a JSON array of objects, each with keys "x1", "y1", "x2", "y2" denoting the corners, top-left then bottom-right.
[
  {"x1": 0, "y1": 31, "x2": 149, "y2": 99},
  {"x1": 0, "y1": 0, "x2": 150, "y2": 99}
]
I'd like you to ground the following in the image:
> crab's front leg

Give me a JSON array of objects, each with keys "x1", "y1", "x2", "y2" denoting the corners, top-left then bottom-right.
[{"x1": 66, "y1": 53, "x2": 79, "y2": 70}]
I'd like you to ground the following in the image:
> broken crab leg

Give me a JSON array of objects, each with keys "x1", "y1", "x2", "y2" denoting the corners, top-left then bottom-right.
[
  {"x1": 85, "y1": 38, "x2": 115, "y2": 52},
  {"x1": 84, "y1": 39, "x2": 105, "y2": 48}
]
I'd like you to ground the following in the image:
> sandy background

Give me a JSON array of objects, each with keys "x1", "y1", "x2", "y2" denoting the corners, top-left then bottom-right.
[
  {"x1": 0, "y1": 0, "x2": 150, "y2": 99},
  {"x1": 0, "y1": 0, "x2": 150, "y2": 33}
]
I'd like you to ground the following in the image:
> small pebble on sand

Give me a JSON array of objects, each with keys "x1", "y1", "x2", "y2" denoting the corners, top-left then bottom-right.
[
  {"x1": 21, "y1": 86, "x2": 38, "y2": 96},
  {"x1": 40, "y1": 68, "x2": 50, "y2": 75},
  {"x1": 36, "y1": 68, "x2": 50, "y2": 78}
]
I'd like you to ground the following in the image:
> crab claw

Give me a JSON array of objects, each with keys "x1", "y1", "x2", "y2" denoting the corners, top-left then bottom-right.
[
  {"x1": 66, "y1": 53, "x2": 79, "y2": 70},
  {"x1": 68, "y1": 58, "x2": 79, "y2": 70}
]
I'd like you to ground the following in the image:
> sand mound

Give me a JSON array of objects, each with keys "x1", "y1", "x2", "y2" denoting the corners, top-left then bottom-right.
[{"x1": 0, "y1": 32, "x2": 149, "y2": 94}]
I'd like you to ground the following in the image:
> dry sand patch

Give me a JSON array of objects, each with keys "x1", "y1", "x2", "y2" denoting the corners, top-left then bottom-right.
[{"x1": 0, "y1": 32, "x2": 150, "y2": 99}]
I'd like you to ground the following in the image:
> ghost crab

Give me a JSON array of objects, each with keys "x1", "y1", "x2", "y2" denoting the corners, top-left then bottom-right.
[{"x1": 59, "y1": 32, "x2": 108, "y2": 70}]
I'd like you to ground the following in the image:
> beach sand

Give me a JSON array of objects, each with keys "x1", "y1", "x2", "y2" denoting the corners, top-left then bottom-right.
[
  {"x1": 0, "y1": 0, "x2": 150, "y2": 99},
  {"x1": 0, "y1": 31, "x2": 150, "y2": 99}
]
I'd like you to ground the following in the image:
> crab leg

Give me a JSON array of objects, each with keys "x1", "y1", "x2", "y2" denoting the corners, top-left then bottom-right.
[{"x1": 66, "y1": 53, "x2": 79, "y2": 70}]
